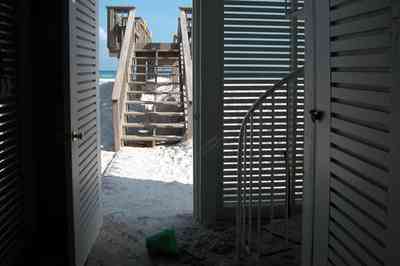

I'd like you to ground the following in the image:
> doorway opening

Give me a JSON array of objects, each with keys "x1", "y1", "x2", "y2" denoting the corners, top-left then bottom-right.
[
  {"x1": 73, "y1": 0, "x2": 306, "y2": 265},
  {"x1": 88, "y1": 3, "x2": 196, "y2": 266}
]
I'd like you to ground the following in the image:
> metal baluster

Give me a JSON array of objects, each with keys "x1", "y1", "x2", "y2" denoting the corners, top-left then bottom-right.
[
  {"x1": 248, "y1": 114, "x2": 254, "y2": 253},
  {"x1": 242, "y1": 122, "x2": 247, "y2": 252},
  {"x1": 270, "y1": 89, "x2": 275, "y2": 228},
  {"x1": 236, "y1": 128, "x2": 243, "y2": 260},
  {"x1": 257, "y1": 105, "x2": 263, "y2": 259},
  {"x1": 285, "y1": 151, "x2": 290, "y2": 246}
]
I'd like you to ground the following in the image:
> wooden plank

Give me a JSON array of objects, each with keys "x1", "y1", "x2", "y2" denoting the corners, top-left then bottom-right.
[
  {"x1": 126, "y1": 100, "x2": 181, "y2": 106},
  {"x1": 125, "y1": 111, "x2": 183, "y2": 116},
  {"x1": 123, "y1": 122, "x2": 185, "y2": 129},
  {"x1": 111, "y1": 9, "x2": 136, "y2": 151},
  {"x1": 180, "y1": 9, "x2": 193, "y2": 139},
  {"x1": 127, "y1": 90, "x2": 180, "y2": 95},
  {"x1": 123, "y1": 135, "x2": 183, "y2": 142}
]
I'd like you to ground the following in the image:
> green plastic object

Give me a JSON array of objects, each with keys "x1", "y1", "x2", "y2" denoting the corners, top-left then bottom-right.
[{"x1": 146, "y1": 229, "x2": 178, "y2": 256}]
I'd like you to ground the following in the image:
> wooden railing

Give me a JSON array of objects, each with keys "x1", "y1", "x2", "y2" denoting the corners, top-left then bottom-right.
[
  {"x1": 179, "y1": 8, "x2": 193, "y2": 139},
  {"x1": 112, "y1": 9, "x2": 136, "y2": 151}
]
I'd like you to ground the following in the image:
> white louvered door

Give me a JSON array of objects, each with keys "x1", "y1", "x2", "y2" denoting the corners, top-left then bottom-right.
[
  {"x1": 310, "y1": 0, "x2": 400, "y2": 265},
  {"x1": 69, "y1": 0, "x2": 102, "y2": 265}
]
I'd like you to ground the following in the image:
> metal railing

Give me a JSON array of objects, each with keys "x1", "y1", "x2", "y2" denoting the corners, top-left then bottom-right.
[{"x1": 235, "y1": 67, "x2": 304, "y2": 260}]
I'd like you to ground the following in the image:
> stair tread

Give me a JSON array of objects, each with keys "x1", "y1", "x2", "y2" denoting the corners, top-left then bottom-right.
[
  {"x1": 122, "y1": 135, "x2": 183, "y2": 141},
  {"x1": 135, "y1": 49, "x2": 179, "y2": 53},
  {"x1": 129, "y1": 81, "x2": 180, "y2": 85},
  {"x1": 134, "y1": 57, "x2": 179, "y2": 60},
  {"x1": 123, "y1": 122, "x2": 185, "y2": 129},
  {"x1": 132, "y1": 64, "x2": 179, "y2": 68},
  {"x1": 125, "y1": 111, "x2": 184, "y2": 116},
  {"x1": 127, "y1": 90, "x2": 181, "y2": 95},
  {"x1": 126, "y1": 100, "x2": 181, "y2": 106}
]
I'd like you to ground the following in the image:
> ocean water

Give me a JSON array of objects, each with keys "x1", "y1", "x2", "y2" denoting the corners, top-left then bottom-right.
[{"x1": 99, "y1": 70, "x2": 117, "y2": 80}]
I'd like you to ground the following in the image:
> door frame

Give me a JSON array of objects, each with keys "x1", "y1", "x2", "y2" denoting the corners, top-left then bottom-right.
[
  {"x1": 192, "y1": 0, "x2": 224, "y2": 226},
  {"x1": 302, "y1": 0, "x2": 331, "y2": 265}
]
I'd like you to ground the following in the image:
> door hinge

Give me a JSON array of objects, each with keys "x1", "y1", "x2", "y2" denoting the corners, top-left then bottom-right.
[{"x1": 309, "y1": 109, "x2": 324, "y2": 123}]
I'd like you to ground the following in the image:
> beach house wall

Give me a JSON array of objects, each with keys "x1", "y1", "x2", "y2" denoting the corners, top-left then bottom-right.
[{"x1": 1, "y1": 0, "x2": 400, "y2": 266}]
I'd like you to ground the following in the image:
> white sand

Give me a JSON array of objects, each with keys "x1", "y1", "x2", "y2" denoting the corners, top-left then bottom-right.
[
  {"x1": 101, "y1": 151, "x2": 115, "y2": 174},
  {"x1": 104, "y1": 140, "x2": 193, "y2": 184}
]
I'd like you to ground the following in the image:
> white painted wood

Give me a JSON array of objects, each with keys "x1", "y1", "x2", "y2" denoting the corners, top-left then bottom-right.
[
  {"x1": 69, "y1": 0, "x2": 102, "y2": 265},
  {"x1": 302, "y1": 0, "x2": 317, "y2": 264},
  {"x1": 308, "y1": 0, "x2": 396, "y2": 264},
  {"x1": 387, "y1": 1, "x2": 400, "y2": 265},
  {"x1": 311, "y1": 1, "x2": 331, "y2": 264},
  {"x1": 193, "y1": 0, "x2": 224, "y2": 225}
]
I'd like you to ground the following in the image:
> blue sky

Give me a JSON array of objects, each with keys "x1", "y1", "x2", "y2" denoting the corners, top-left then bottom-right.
[{"x1": 99, "y1": 0, "x2": 192, "y2": 70}]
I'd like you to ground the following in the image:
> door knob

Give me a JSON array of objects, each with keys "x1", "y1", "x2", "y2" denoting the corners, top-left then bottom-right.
[
  {"x1": 72, "y1": 131, "x2": 83, "y2": 142},
  {"x1": 309, "y1": 109, "x2": 324, "y2": 123}
]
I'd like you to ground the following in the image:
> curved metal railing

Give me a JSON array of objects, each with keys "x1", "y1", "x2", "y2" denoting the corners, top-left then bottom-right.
[{"x1": 236, "y1": 67, "x2": 304, "y2": 260}]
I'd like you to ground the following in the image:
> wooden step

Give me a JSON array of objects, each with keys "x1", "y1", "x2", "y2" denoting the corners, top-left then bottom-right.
[
  {"x1": 123, "y1": 123, "x2": 185, "y2": 129},
  {"x1": 122, "y1": 135, "x2": 183, "y2": 142},
  {"x1": 133, "y1": 64, "x2": 179, "y2": 68},
  {"x1": 135, "y1": 57, "x2": 179, "y2": 60},
  {"x1": 132, "y1": 72, "x2": 178, "y2": 76},
  {"x1": 128, "y1": 81, "x2": 180, "y2": 86},
  {"x1": 135, "y1": 49, "x2": 179, "y2": 53},
  {"x1": 125, "y1": 111, "x2": 184, "y2": 117},
  {"x1": 126, "y1": 100, "x2": 181, "y2": 106},
  {"x1": 127, "y1": 90, "x2": 181, "y2": 95}
]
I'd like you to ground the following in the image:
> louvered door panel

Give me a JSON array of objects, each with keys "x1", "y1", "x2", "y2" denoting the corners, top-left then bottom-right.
[
  {"x1": 222, "y1": 0, "x2": 305, "y2": 210},
  {"x1": 69, "y1": 0, "x2": 102, "y2": 265},
  {"x1": 328, "y1": 1, "x2": 391, "y2": 264},
  {"x1": 312, "y1": 0, "x2": 394, "y2": 265},
  {"x1": 0, "y1": 1, "x2": 23, "y2": 265}
]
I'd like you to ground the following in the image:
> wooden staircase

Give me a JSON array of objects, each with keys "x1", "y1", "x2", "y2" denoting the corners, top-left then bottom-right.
[
  {"x1": 108, "y1": 7, "x2": 192, "y2": 151},
  {"x1": 122, "y1": 43, "x2": 187, "y2": 146}
]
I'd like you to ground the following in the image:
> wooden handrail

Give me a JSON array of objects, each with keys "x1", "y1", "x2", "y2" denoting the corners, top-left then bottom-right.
[
  {"x1": 112, "y1": 9, "x2": 136, "y2": 151},
  {"x1": 179, "y1": 9, "x2": 193, "y2": 139}
]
